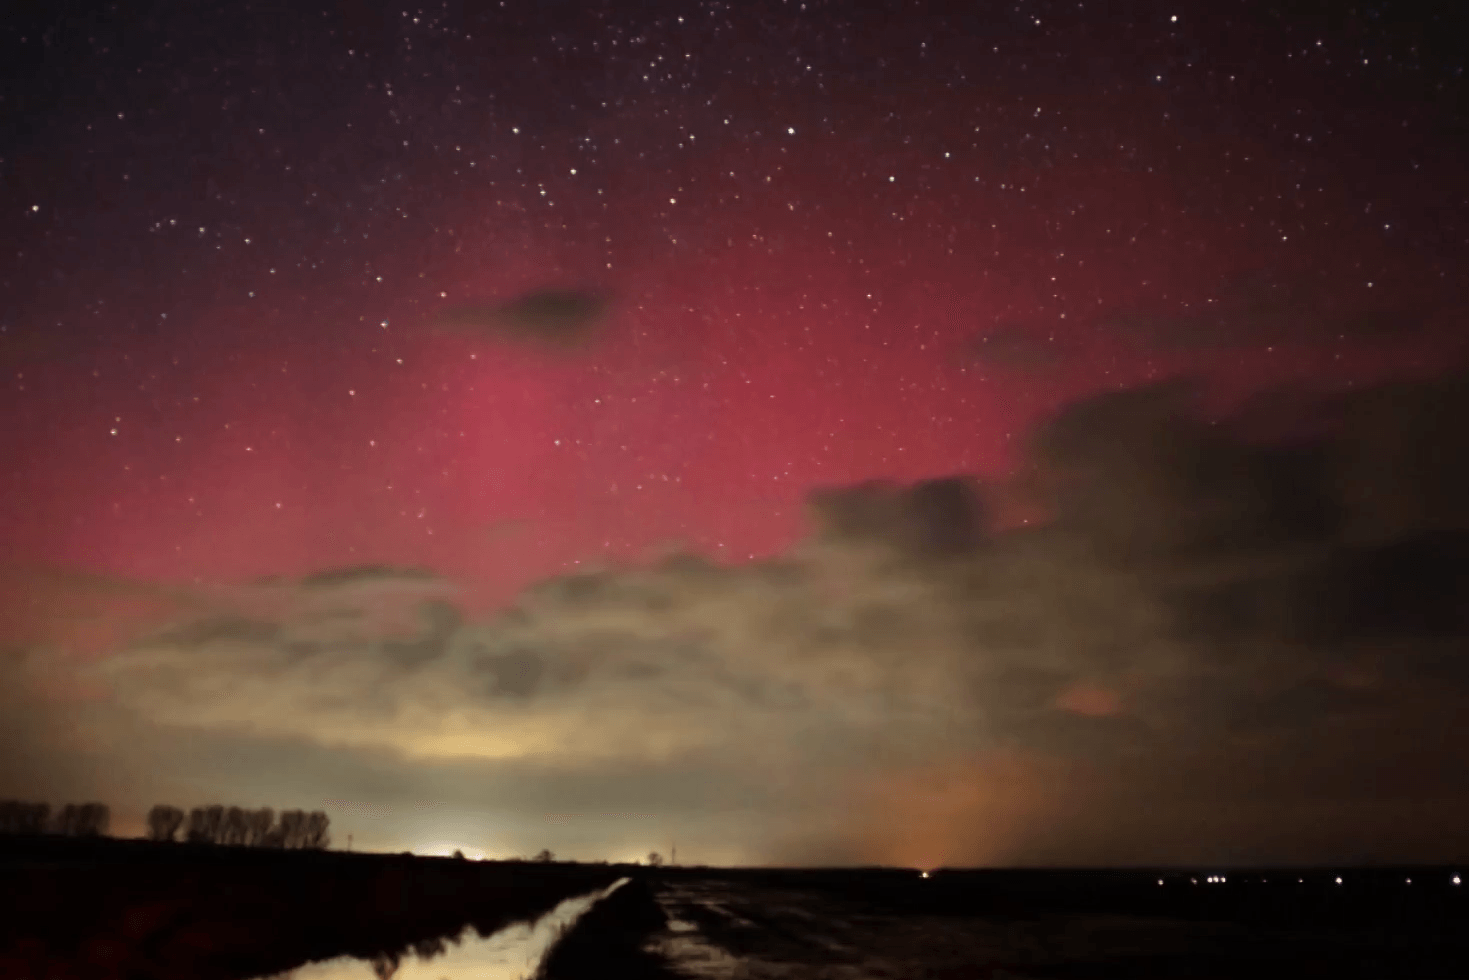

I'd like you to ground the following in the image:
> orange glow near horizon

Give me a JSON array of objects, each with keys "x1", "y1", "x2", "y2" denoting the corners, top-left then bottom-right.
[{"x1": 848, "y1": 750, "x2": 1080, "y2": 869}]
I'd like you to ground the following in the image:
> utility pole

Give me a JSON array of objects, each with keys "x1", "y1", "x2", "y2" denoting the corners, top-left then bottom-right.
[
  {"x1": 672, "y1": 841, "x2": 676, "y2": 866},
  {"x1": 347, "y1": 834, "x2": 352, "y2": 853}
]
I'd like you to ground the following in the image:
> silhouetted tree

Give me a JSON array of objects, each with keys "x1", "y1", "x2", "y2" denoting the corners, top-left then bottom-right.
[
  {"x1": 190, "y1": 806, "x2": 207, "y2": 843},
  {"x1": 146, "y1": 805, "x2": 185, "y2": 842},
  {"x1": 205, "y1": 804, "x2": 225, "y2": 842},
  {"x1": 646, "y1": 851, "x2": 663, "y2": 867},
  {"x1": 369, "y1": 952, "x2": 400, "y2": 980},
  {"x1": 184, "y1": 807, "x2": 205, "y2": 842},
  {"x1": 277, "y1": 809, "x2": 306, "y2": 848},
  {"x1": 411, "y1": 936, "x2": 448, "y2": 960},
  {"x1": 0, "y1": 800, "x2": 50, "y2": 834},
  {"x1": 261, "y1": 820, "x2": 287, "y2": 848},
  {"x1": 534, "y1": 848, "x2": 555, "y2": 862},
  {"x1": 220, "y1": 806, "x2": 248, "y2": 845},
  {"x1": 185, "y1": 805, "x2": 226, "y2": 844},
  {"x1": 300, "y1": 810, "x2": 330, "y2": 850},
  {"x1": 80, "y1": 802, "x2": 109, "y2": 836},
  {"x1": 52, "y1": 802, "x2": 108, "y2": 837},
  {"x1": 53, "y1": 804, "x2": 80, "y2": 836},
  {"x1": 247, "y1": 806, "x2": 274, "y2": 847}
]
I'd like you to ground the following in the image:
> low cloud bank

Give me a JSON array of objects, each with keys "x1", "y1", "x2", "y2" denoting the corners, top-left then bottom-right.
[{"x1": 23, "y1": 372, "x2": 1469, "y2": 864}]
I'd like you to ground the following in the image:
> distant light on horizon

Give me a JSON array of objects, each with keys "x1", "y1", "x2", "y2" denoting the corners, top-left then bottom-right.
[{"x1": 414, "y1": 840, "x2": 487, "y2": 860}]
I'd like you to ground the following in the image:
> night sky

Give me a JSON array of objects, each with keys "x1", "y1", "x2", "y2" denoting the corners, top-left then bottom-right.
[{"x1": 3, "y1": 0, "x2": 1468, "y2": 867}]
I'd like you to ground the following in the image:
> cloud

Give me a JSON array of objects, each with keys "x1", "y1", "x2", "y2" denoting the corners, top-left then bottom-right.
[
  {"x1": 433, "y1": 288, "x2": 610, "y2": 350},
  {"x1": 961, "y1": 272, "x2": 1439, "y2": 375},
  {"x1": 19, "y1": 370, "x2": 1469, "y2": 864},
  {"x1": 1024, "y1": 377, "x2": 1348, "y2": 555},
  {"x1": 297, "y1": 565, "x2": 442, "y2": 590},
  {"x1": 1100, "y1": 271, "x2": 1433, "y2": 352},
  {"x1": 0, "y1": 563, "x2": 199, "y2": 656},
  {"x1": 956, "y1": 324, "x2": 1072, "y2": 372}
]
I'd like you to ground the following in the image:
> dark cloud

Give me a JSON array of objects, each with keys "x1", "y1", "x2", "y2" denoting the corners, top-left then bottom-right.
[
  {"x1": 149, "y1": 615, "x2": 283, "y2": 648},
  {"x1": 1027, "y1": 378, "x2": 1343, "y2": 555},
  {"x1": 1333, "y1": 532, "x2": 1469, "y2": 639},
  {"x1": 434, "y1": 288, "x2": 610, "y2": 349},
  {"x1": 0, "y1": 649, "x2": 82, "y2": 800},
  {"x1": 956, "y1": 324, "x2": 1071, "y2": 372},
  {"x1": 1331, "y1": 372, "x2": 1469, "y2": 541},
  {"x1": 298, "y1": 565, "x2": 440, "y2": 589},
  {"x1": 1221, "y1": 677, "x2": 1385, "y2": 733},
  {"x1": 1101, "y1": 271, "x2": 1433, "y2": 352},
  {"x1": 959, "y1": 273, "x2": 1436, "y2": 376},
  {"x1": 381, "y1": 600, "x2": 462, "y2": 670},
  {"x1": 806, "y1": 476, "x2": 987, "y2": 556},
  {"x1": 468, "y1": 648, "x2": 546, "y2": 699}
]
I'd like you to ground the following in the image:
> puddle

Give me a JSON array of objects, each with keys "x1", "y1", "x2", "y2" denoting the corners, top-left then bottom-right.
[
  {"x1": 648, "y1": 927, "x2": 745, "y2": 980},
  {"x1": 647, "y1": 887, "x2": 745, "y2": 980},
  {"x1": 261, "y1": 878, "x2": 629, "y2": 980}
]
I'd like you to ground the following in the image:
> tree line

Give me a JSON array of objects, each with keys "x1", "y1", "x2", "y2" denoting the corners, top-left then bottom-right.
[
  {"x1": 147, "y1": 804, "x2": 330, "y2": 849},
  {"x1": 0, "y1": 800, "x2": 110, "y2": 836},
  {"x1": 0, "y1": 799, "x2": 328, "y2": 850}
]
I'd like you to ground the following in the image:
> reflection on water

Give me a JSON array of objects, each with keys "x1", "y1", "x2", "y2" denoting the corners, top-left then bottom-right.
[{"x1": 262, "y1": 878, "x2": 629, "y2": 980}]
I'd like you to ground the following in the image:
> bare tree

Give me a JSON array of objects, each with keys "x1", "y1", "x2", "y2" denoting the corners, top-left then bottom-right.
[
  {"x1": 205, "y1": 804, "x2": 225, "y2": 843},
  {"x1": 247, "y1": 807, "x2": 274, "y2": 847},
  {"x1": 53, "y1": 803, "x2": 83, "y2": 836},
  {"x1": 369, "y1": 952, "x2": 400, "y2": 980},
  {"x1": 276, "y1": 809, "x2": 306, "y2": 848},
  {"x1": 533, "y1": 848, "x2": 555, "y2": 862},
  {"x1": 220, "y1": 806, "x2": 248, "y2": 845},
  {"x1": 78, "y1": 802, "x2": 109, "y2": 836},
  {"x1": 185, "y1": 805, "x2": 226, "y2": 844},
  {"x1": 0, "y1": 800, "x2": 50, "y2": 834},
  {"x1": 54, "y1": 803, "x2": 106, "y2": 837},
  {"x1": 646, "y1": 851, "x2": 664, "y2": 867},
  {"x1": 299, "y1": 810, "x2": 330, "y2": 850},
  {"x1": 411, "y1": 937, "x2": 447, "y2": 960},
  {"x1": 147, "y1": 805, "x2": 185, "y2": 842},
  {"x1": 261, "y1": 818, "x2": 287, "y2": 848}
]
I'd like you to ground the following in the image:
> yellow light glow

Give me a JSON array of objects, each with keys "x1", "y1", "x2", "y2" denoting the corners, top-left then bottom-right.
[{"x1": 414, "y1": 840, "x2": 487, "y2": 860}]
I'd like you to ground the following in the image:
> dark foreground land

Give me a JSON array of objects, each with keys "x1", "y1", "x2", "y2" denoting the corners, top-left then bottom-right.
[
  {"x1": 6, "y1": 838, "x2": 1469, "y2": 979},
  {"x1": 548, "y1": 865, "x2": 1469, "y2": 979},
  {"x1": 0, "y1": 834, "x2": 626, "y2": 979}
]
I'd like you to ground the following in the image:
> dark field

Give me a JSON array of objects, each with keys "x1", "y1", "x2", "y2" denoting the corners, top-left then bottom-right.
[
  {"x1": 5, "y1": 837, "x2": 1468, "y2": 979},
  {"x1": 586, "y1": 865, "x2": 1469, "y2": 979},
  {"x1": 0, "y1": 835, "x2": 625, "y2": 980}
]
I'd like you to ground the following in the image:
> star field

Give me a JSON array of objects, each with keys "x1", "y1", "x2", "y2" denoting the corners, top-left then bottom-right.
[{"x1": 3, "y1": 0, "x2": 1465, "y2": 608}]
